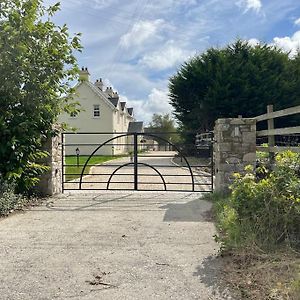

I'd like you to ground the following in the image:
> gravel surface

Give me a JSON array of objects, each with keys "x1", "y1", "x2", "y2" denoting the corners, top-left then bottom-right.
[{"x1": 0, "y1": 191, "x2": 231, "y2": 300}]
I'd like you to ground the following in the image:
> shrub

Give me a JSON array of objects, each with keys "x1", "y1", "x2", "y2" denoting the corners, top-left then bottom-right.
[
  {"x1": 214, "y1": 151, "x2": 300, "y2": 251},
  {"x1": 0, "y1": 177, "x2": 30, "y2": 216}
]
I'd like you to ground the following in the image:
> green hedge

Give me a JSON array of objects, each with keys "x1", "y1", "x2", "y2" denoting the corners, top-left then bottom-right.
[{"x1": 213, "y1": 151, "x2": 300, "y2": 251}]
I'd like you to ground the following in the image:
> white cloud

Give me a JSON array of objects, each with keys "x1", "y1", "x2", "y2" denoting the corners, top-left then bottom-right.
[
  {"x1": 45, "y1": 0, "x2": 118, "y2": 10},
  {"x1": 248, "y1": 38, "x2": 260, "y2": 46},
  {"x1": 91, "y1": 0, "x2": 118, "y2": 10},
  {"x1": 295, "y1": 18, "x2": 300, "y2": 26},
  {"x1": 249, "y1": 31, "x2": 300, "y2": 57},
  {"x1": 123, "y1": 88, "x2": 173, "y2": 124},
  {"x1": 273, "y1": 31, "x2": 300, "y2": 56},
  {"x1": 237, "y1": 0, "x2": 262, "y2": 13},
  {"x1": 120, "y1": 19, "x2": 165, "y2": 49},
  {"x1": 140, "y1": 41, "x2": 194, "y2": 70}
]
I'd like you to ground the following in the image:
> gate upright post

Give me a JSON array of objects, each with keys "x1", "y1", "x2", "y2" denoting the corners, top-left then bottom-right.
[
  {"x1": 134, "y1": 133, "x2": 138, "y2": 190},
  {"x1": 61, "y1": 133, "x2": 64, "y2": 193}
]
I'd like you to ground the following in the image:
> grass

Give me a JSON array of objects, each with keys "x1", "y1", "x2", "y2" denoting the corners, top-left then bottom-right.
[
  {"x1": 219, "y1": 248, "x2": 300, "y2": 299},
  {"x1": 203, "y1": 192, "x2": 300, "y2": 299},
  {"x1": 64, "y1": 155, "x2": 126, "y2": 181}
]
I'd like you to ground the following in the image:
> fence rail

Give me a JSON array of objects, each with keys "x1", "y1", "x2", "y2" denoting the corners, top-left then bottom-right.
[{"x1": 255, "y1": 104, "x2": 300, "y2": 153}]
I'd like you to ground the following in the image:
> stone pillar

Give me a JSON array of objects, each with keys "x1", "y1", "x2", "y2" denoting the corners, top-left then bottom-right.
[
  {"x1": 36, "y1": 134, "x2": 62, "y2": 196},
  {"x1": 214, "y1": 118, "x2": 256, "y2": 192}
]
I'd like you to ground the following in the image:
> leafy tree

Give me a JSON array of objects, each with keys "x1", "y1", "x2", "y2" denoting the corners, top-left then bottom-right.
[
  {"x1": 169, "y1": 40, "x2": 300, "y2": 132},
  {"x1": 0, "y1": 0, "x2": 82, "y2": 191},
  {"x1": 146, "y1": 113, "x2": 180, "y2": 145}
]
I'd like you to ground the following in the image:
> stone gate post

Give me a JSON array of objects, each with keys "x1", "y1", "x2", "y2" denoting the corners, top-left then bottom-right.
[
  {"x1": 36, "y1": 134, "x2": 63, "y2": 196},
  {"x1": 214, "y1": 118, "x2": 256, "y2": 192}
]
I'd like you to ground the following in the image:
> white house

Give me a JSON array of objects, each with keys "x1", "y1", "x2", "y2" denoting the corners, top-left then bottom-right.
[{"x1": 59, "y1": 67, "x2": 143, "y2": 156}]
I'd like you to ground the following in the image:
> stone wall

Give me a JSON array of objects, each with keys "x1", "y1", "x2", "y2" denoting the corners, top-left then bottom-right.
[
  {"x1": 214, "y1": 118, "x2": 256, "y2": 192},
  {"x1": 36, "y1": 134, "x2": 62, "y2": 196}
]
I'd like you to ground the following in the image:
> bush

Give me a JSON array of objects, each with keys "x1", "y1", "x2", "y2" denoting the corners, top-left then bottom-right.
[
  {"x1": 214, "y1": 151, "x2": 300, "y2": 251},
  {"x1": 0, "y1": 178, "x2": 31, "y2": 216}
]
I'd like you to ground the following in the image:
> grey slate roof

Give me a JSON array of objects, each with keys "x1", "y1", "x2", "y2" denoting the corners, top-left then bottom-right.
[
  {"x1": 128, "y1": 121, "x2": 144, "y2": 133},
  {"x1": 109, "y1": 97, "x2": 119, "y2": 107},
  {"x1": 120, "y1": 102, "x2": 126, "y2": 110},
  {"x1": 127, "y1": 107, "x2": 133, "y2": 115}
]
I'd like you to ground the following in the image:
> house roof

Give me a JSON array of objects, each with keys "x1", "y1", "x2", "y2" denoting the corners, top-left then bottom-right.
[
  {"x1": 74, "y1": 79, "x2": 135, "y2": 117},
  {"x1": 120, "y1": 102, "x2": 126, "y2": 110},
  {"x1": 128, "y1": 121, "x2": 143, "y2": 133},
  {"x1": 84, "y1": 81, "x2": 117, "y2": 110},
  {"x1": 127, "y1": 108, "x2": 134, "y2": 116},
  {"x1": 109, "y1": 97, "x2": 119, "y2": 107}
]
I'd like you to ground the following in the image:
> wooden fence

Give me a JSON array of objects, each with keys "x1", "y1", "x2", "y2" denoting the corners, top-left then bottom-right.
[{"x1": 255, "y1": 104, "x2": 300, "y2": 153}]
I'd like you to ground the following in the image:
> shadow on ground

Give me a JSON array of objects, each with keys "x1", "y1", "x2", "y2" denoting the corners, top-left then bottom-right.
[
  {"x1": 193, "y1": 255, "x2": 234, "y2": 299},
  {"x1": 159, "y1": 199, "x2": 213, "y2": 222}
]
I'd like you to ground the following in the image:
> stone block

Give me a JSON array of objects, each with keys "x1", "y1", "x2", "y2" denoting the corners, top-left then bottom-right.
[
  {"x1": 218, "y1": 142, "x2": 232, "y2": 152},
  {"x1": 218, "y1": 123, "x2": 230, "y2": 131},
  {"x1": 243, "y1": 152, "x2": 256, "y2": 162},
  {"x1": 244, "y1": 118, "x2": 256, "y2": 125},
  {"x1": 239, "y1": 125, "x2": 251, "y2": 132},
  {"x1": 218, "y1": 163, "x2": 237, "y2": 172},
  {"x1": 242, "y1": 132, "x2": 256, "y2": 144},
  {"x1": 215, "y1": 119, "x2": 227, "y2": 124},
  {"x1": 230, "y1": 119, "x2": 245, "y2": 125},
  {"x1": 226, "y1": 157, "x2": 241, "y2": 164}
]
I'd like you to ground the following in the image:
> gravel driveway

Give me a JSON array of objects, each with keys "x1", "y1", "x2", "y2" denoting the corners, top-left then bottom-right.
[
  {"x1": 65, "y1": 151, "x2": 212, "y2": 192},
  {"x1": 0, "y1": 191, "x2": 230, "y2": 300}
]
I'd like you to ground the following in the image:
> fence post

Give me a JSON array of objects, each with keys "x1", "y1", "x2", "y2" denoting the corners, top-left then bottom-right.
[
  {"x1": 214, "y1": 118, "x2": 256, "y2": 192},
  {"x1": 267, "y1": 104, "x2": 275, "y2": 164}
]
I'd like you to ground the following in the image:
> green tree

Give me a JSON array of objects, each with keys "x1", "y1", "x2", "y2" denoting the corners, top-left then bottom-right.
[
  {"x1": 169, "y1": 40, "x2": 300, "y2": 132},
  {"x1": 0, "y1": 0, "x2": 82, "y2": 191},
  {"x1": 147, "y1": 113, "x2": 180, "y2": 145}
]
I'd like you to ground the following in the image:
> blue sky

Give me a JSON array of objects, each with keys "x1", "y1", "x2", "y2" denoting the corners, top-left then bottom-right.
[{"x1": 46, "y1": 0, "x2": 300, "y2": 124}]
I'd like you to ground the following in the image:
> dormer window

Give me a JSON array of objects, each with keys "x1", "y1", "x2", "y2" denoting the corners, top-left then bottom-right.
[{"x1": 93, "y1": 105, "x2": 100, "y2": 118}]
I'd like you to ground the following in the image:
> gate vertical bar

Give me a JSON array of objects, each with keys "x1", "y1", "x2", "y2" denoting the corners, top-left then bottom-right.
[
  {"x1": 61, "y1": 133, "x2": 64, "y2": 193},
  {"x1": 133, "y1": 133, "x2": 138, "y2": 190},
  {"x1": 210, "y1": 133, "x2": 214, "y2": 192}
]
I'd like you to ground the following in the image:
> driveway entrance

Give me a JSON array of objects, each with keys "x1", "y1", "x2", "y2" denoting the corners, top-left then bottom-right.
[
  {"x1": 62, "y1": 132, "x2": 214, "y2": 193},
  {"x1": 0, "y1": 191, "x2": 227, "y2": 300}
]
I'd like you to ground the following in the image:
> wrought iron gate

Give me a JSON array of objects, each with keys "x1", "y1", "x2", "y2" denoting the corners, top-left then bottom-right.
[{"x1": 61, "y1": 132, "x2": 213, "y2": 192}]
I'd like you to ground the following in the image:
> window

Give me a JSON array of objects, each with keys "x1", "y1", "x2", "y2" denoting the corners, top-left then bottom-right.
[{"x1": 93, "y1": 105, "x2": 100, "y2": 117}]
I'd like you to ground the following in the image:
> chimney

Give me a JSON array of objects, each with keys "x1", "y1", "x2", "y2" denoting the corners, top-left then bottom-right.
[
  {"x1": 105, "y1": 86, "x2": 114, "y2": 97},
  {"x1": 94, "y1": 78, "x2": 104, "y2": 91},
  {"x1": 79, "y1": 67, "x2": 90, "y2": 82},
  {"x1": 113, "y1": 91, "x2": 119, "y2": 99}
]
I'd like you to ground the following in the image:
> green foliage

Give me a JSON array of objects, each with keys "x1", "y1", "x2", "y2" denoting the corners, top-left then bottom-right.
[
  {"x1": 212, "y1": 151, "x2": 300, "y2": 251},
  {"x1": 0, "y1": 178, "x2": 28, "y2": 216},
  {"x1": 0, "y1": 0, "x2": 82, "y2": 192},
  {"x1": 169, "y1": 40, "x2": 300, "y2": 132},
  {"x1": 147, "y1": 113, "x2": 181, "y2": 145},
  {"x1": 65, "y1": 155, "x2": 122, "y2": 181}
]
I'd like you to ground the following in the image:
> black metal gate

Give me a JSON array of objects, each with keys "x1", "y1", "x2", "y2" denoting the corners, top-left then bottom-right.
[{"x1": 61, "y1": 132, "x2": 213, "y2": 192}]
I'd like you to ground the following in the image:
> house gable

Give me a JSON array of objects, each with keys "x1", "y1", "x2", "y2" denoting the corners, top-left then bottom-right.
[{"x1": 59, "y1": 81, "x2": 115, "y2": 132}]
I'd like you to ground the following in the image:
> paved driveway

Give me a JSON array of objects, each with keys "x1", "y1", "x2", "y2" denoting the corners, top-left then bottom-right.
[{"x1": 0, "y1": 191, "x2": 229, "y2": 300}]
